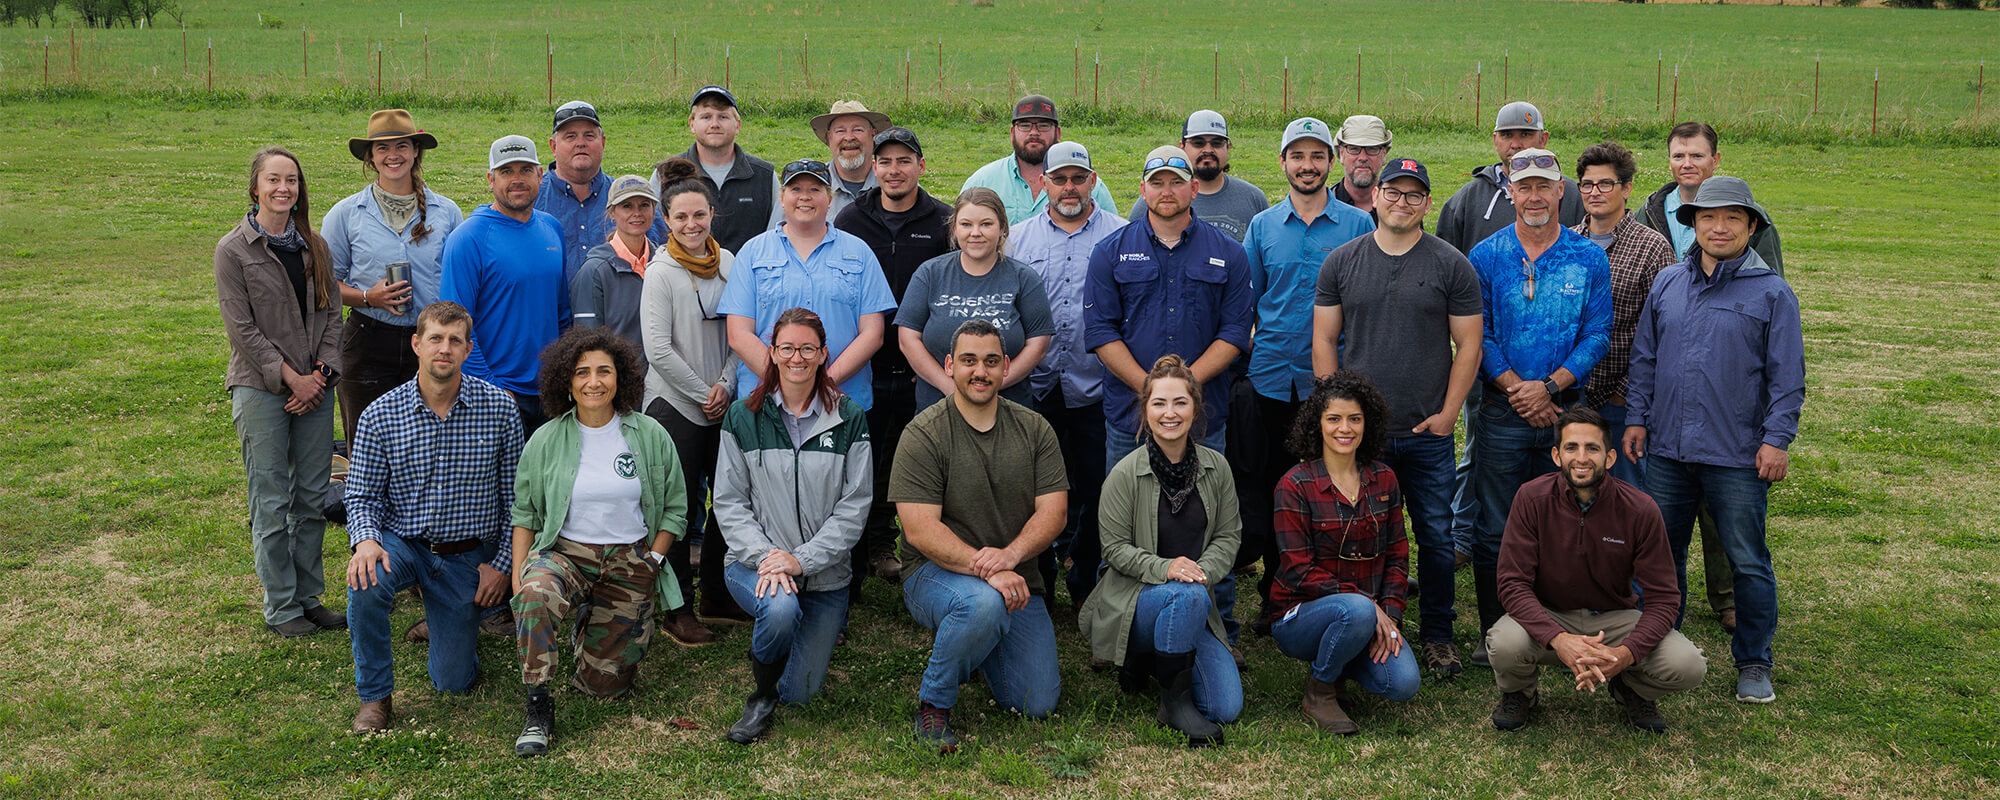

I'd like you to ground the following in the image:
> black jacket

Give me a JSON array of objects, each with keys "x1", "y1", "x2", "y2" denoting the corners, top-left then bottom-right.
[
  {"x1": 833, "y1": 186, "x2": 954, "y2": 371},
  {"x1": 1638, "y1": 180, "x2": 1784, "y2": 275},
  {"x1": 674, "y1": 145, "x2": 775, "y2": 254},
  {"x1": 1435, "y1": 163, "x2": 1585, "y2": 254}
]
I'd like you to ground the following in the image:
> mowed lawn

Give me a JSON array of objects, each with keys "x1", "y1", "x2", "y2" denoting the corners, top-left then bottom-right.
[{"x1": 0, "y1": 93, "x2": 1995, "y2": 799}]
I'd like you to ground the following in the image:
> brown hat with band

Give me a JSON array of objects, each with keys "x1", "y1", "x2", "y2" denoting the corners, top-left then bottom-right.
[{"x1": 349, "y1": 109, "x2": 439, "y2": 161}]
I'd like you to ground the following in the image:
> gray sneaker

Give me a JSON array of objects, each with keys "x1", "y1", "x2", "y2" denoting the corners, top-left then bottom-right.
[{"x1": 1735, "y1": 665, "x2": 1776, "y2": 703}]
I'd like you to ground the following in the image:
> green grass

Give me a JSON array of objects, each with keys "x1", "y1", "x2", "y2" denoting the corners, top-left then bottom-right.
[
  {"x1": 2, "y1": 0, "x2": 1998, "y2": 143},
  {"x1": 1, "y1": 78, "x2": 1998, "y2": 798}
]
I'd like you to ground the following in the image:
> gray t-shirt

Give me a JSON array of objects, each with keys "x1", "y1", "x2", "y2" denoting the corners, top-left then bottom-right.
[
  {"x1": 895, "y1": 253, "x2": 1057, "y2": 408},
  {"x1": 1128, "y1": 175, "x2": 1269, "y2": 242},
  {"x1": 1314, "y1": 232, "x2": 1483, "y2": 437}
]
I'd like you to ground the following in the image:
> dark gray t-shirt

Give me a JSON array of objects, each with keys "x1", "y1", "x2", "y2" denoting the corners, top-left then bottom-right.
[
  {"x1": 1128, "y1": 175, "x2": 1269, "y2": 242},
  {"x1": 895, "y1": 253, "x2": 1056, "y2": 408},
  {"x1": 1314, "y1": 232, "x2": 1483, "y2": 437}
]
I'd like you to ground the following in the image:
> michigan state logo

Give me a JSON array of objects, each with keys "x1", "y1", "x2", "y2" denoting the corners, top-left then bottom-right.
[{"x1": 614, "y1": 453, "x2": 637, "y2": 479}]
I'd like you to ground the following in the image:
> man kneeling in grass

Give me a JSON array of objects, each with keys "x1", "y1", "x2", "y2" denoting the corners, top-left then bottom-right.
[{"x1": 1486, "y1": 406, "x2": 1705, "y2": 733}]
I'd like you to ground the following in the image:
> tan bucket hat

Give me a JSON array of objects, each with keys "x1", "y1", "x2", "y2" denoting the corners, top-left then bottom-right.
[{"x1": 810, "y1": 100, "x2": 892, "y2": 143}]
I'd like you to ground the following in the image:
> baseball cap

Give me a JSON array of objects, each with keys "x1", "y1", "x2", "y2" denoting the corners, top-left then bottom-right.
[
  {"x1": 690, "y1": 85, "x2": 737, "y2": 109},
  {"x1": 873, "y1": 126, "x2": 924, "y2": 158},
  {"x1": 1142, "y1": 145, "x2": 1192, "y2": 181},
  {"x1": 488, "y1": 135, "x2": 540, "y2": 170},
  {"x1": 1280, "y1": 117, "x2": 1334, "y2": 153},
  {"x1": 1182, "y1": 109, "x2": 1229, "y2": 140},
  {"x1": 605, "y1": 174, "x2": 658, "y2": 209},
  {"x1": 1335, "y1": 114, "x2": 1392, "y2": 148},
  {"x1": 780, "y1": 159, "x2": 833, "y2": 186},
  {"x1": 553, "y1": 100, "x2": 600, "y2": 133},
  {"x1": 1012, "y1": 94, "x2": 1059, "y2": 124},
  {"x1": 1377, "y1": 157, "x2": 1430, "y2": 190},
  {"x1": 1494, "y1": 101, "x2": 1545, "y2": 132},
  {"x1": 1507, "y1": 148, "x2": 1562, "y2": 184},
  {"x1": 1044, "y1": 141, "x2": 1093, "y2": 174}
]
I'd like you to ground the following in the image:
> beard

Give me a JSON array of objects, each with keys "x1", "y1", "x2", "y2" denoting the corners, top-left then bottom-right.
[
  {"x1": 1348, "y1": 167, "x2": 1377, "y2": 189},
  {"x1": 1563, "y1": 466, "x2": 1606, "y2": 492},
  {"x1": 835, "y1": 152, "x2": 867, "y2": 172},
  {"x1": 1013, "y1": 142, "x2": 1046, "y2": 166},
  {"x1": 1192, "y1": 163, "x2": 1224, "y2": 182}
]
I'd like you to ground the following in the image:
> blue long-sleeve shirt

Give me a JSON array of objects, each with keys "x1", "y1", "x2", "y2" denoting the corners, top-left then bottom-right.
[
  {"x1": 439, "y1": 205, "x2": 569, "y2": 395},
  {"x1": 1471, "y1": 225, "x2": 1612, "y2": 389},
  {"x1": 323, "y1": 185, "x2": 464, "y2": 325},
  {"x1": 1625, "y1": 248, "x2": 1804, "y2": 469},
  {"x1": 1083, "y1": 214, "x2": 1254, "y2": 436},
  {"x1": 536, "y1": 169, "x2": 668, "y2": 290},
  {"x1": 1241, "y1": 192, "x2": 1376, "y2": 401}
]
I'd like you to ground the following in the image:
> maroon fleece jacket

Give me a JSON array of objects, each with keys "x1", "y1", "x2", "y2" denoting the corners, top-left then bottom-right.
[{"x1": 1496, "y1": 472, "x2": 1681, "y2": 661}]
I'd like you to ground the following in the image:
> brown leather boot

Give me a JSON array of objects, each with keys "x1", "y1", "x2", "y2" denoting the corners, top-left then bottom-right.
[
  {"x1": 352, "y1": 698, "x2": 392, "y2": 734},
  {"x1": 1301, "y1": 675, "x2": 1358, "y2": 735}
]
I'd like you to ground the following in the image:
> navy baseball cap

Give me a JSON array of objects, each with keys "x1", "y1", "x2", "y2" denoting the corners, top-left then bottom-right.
[
  {"x1": 780, "y1": 159, "x2": 833, "y2": 186},
  {"x1": 690, "y1": 85, "x2": 737, "y2": 109},
  {"x1": 873, "y1": 126, "x2": 924, "y2": 158},
  {"x1": 1378, "y1": 157, "x2": 1431, "y2": 190}
]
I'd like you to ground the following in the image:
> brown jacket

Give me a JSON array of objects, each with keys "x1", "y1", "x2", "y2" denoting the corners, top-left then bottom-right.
[{"x1": 215, "y1": 218, "x2": 341, "y2": 395}]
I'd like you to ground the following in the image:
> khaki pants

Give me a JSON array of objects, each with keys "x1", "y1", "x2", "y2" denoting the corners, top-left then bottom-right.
[{"x1": 1487, "y1": 607, "x2": 1707, "y2": 701}]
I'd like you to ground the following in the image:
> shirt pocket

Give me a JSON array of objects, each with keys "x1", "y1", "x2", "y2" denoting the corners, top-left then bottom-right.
[
  {"x1": 1716, "y1": 300, "x2": 1772, "y2": 353},
  {"x1": 750, "y1": 258, "x2": 790, "y2": 311},
  {"x1": 830, "y1": 254, "x2": 867, "y2": 306}
]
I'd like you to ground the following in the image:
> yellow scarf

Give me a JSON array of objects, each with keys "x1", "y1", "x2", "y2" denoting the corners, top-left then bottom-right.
[{"x1": 667, "y1": 234, "x2": 721, "y2": 279}]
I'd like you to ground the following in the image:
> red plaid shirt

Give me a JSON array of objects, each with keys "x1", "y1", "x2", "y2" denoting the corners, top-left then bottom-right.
[
  {"x1": 1573, "y1": 212, "x2": 1676, "y2": 407},
  {"x1": 1268, "y1": 459, "x2": 1409, "y2": 622}
]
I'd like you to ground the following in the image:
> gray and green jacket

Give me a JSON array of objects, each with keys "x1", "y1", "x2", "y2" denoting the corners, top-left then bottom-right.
[{"x1": 713, "y1": 393, "x2": 873, "y2": 593}]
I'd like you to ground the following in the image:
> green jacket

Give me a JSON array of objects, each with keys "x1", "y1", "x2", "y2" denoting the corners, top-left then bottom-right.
[
  {"x1": 510, "y1": 409, "x2": 689, "y2": 609},
  {"x1": 1078, "y1": 444, "x2": 1242, "y2": 666}
]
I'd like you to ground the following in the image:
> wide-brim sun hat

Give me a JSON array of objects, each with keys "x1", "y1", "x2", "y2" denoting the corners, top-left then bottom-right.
[{"x1": 349, "y1": 109, "x2": 438, "y2": 161}]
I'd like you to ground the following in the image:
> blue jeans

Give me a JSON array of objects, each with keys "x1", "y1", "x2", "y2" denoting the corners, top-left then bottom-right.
[
  {"x1": 902, "y1": 562, "x2": 1060, "y2": 716},
  {"x1": 1032, "y1": 396, "x2": 1106, "y2": 606},
  {"x1": 1106, "y1": 418, "x2": 1239, "y2": 643},
  {"x1": 1646, "y1": 456, "x2": 1777, "y2": 669},
  {"x1": 1380, "y1": 431, "x2": 1459, "y2": 643},
  {"x1": 1131, "y1": 582, "x2": 1243, "y2": 723},
  {"x1": 1271, "y1": 593, "x2": 1420, "y2": 701},
  {"x1": 1471, "y1": 403, "x2": 1559, "y2": 569},
  {"x1": 724, "y1": 562, "x2": 850, "y2": 704},
  {"x1": 1595, "y1": 401, "x2": 1647, "y2": 492},
  {"x1": 349, "y1": 533, "x2": 483, "y2": 703}
]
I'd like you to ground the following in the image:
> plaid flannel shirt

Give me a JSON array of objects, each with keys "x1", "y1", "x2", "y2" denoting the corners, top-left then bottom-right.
[
  {"x1": 1268, "y1": 459, "x2": 1409, "y2": 622},
  {"x1": 1574, "y1": 213, "x2": 1676, "y2": 407}
]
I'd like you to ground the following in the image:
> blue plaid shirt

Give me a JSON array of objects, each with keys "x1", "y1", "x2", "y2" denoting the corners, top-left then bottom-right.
[{"x1": 344, "y1": 375, "x2": 525, "y2": 572}]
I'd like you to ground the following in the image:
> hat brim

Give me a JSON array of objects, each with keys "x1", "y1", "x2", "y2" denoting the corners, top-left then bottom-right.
[
  {"x1": 1675, "y1": 201, "x2": 1772, "y2": 230},
  {"x1": 1510, "y1": 167, "x2": 1564, "y2": 185},
  {"x1": 349, "y1": 131, "x2": 438, "y2": 161},
  {"x1": 1142, "y1": 166, "x2": 1193, "y2": 182},
  {"x1": 811, "y1": 111, "x2": 893, "y2": 143}
]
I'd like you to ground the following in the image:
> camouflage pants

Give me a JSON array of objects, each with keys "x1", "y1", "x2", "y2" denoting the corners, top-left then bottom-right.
[{"x1": 513, "y1": 537, "x2": 658, "y2": 698}]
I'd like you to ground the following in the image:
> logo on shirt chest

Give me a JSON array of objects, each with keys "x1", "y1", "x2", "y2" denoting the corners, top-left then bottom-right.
[
  {"x1": 1118, "y1": 253, "x2": 1152, "y2": 263},
  {"x1": 615, "y1": 453, "x2": 637, "y2": 479},
  {"x1": 1601, "y1": 536, "x2": 1626, "y2": 546}
]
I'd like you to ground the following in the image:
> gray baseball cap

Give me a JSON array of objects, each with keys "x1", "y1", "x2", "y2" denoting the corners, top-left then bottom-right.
[
  {"x1": 1280, "y1": 117, "x2": 1334, "y2": 153},
  {"x1": 1494, "y1": 101, "x2": 1545, "y2": 132},
  {"x1": 553, "y1": 100, "x2": 600, "y2": 132},
  {"x1": 1044, "y1": 141, "x2": 1093, "y2": 174},
  {"x1": 1182, "y1": 109, "x2": 1229, "y2": 140},
  {"x1": 488, "y1": 135, "x2": 540, "y2": 170},
  {"x1": 1673, "y1": 175, "x2": 1772, "y2": 229},
  {"x1": 1335, "y1": 114, "x2": 1392, "y2": 147}
]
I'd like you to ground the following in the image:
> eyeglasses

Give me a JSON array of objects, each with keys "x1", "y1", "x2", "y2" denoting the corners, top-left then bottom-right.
[
  {"x1": 1184, "y1": 136, "x2": 1228, "y2": 150},
  {"x1": 773, "y1": 344, "x2": 821, "y2": 360},
  {"x1": 1521, "y1": 257, "x2": 1537, "y2": 301},
  {"x1": 1377, "y1": 186, "x2": 1429, "y2": 206},
  {"x1": 1577, "y1": 179, "x2": 1629, "y2": 194},
  {"x1": 1144, "y1": 155, "x2": 1192, "y2": 172},
  {"x1": 1339, "y1": 144, "x2": 1389, "y2": 157},
  {"x1": 1045, "y1": 173, "x2": 1092, "y2": 186},
  {"x1": 1507, "y1": 154, "x2": 1559, "y2": 173},
  {"x1": 1012, "y1": 121, "x2": 1056, "y2": 133}
]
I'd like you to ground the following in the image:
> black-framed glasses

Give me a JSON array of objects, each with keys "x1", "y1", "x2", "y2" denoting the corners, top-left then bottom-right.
[
  {"x1": 1184, "y1": 136, "x2": 1229, "y2": 150},
  {"x1": 1521, "y1": 257, "x2": 1538, "y2": 301},
  {"x1": 1144, "y1": 155, "x2": 1192, "y2": 171},
  {"x1": 1339, "y1": 144, "x2": 1388, "y2": 157},
  {"x1": 1577, "y1": 179, "x2": 1630, "y2": 194},
  {"x1": 1507, "y1": 154, "x2": 1559, "y2": 173},
  {"x1": 1377, "y1": 186, "x2": 1429, "y2": 206},
  {"x1": 1012, "y1": 121, "x2": 1056, "y2": 133},
  {"x1": 773, "y1": 344, "x2": 822, "y2": 360}
]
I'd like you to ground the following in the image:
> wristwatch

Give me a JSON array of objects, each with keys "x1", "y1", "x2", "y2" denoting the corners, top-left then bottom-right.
[
  {"x1": 1541, "y1": 377, "x2": 1560, "y2": 397},
  {"x1": 644, "y1": 550, "x2": 665, "y2": 567},
  {"x1": 315, "y1": 361, "x2": 337, "y2": 381}
]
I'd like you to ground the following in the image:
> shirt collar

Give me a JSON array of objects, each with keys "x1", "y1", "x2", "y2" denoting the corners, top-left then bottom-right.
[{"x1": 1282, "y1": 189, "x2": 1340, "y2": 225}]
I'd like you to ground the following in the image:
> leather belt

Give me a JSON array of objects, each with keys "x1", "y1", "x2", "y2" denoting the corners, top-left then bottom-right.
[{"x1": 406, "y1": 536, "x2": 481, "y2": 555}]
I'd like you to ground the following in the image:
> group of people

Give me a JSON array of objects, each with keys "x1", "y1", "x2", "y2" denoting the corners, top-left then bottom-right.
[{"x1": 213, "y1": 88, "x2": 1805, "y2": 754}]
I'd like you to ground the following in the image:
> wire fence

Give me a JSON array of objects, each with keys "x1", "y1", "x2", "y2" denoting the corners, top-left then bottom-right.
[{"x1": 3, "y1": 23, "x2": 1993, "y2": 141}]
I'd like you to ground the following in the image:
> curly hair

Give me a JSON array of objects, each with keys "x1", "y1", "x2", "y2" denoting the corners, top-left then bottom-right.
[
  {"x1": 1287, "y1": 370, "x2": 1390, "y2": 465},
  {"x1": 537, "y1": 326, "x2": 646, "y2": 419}
]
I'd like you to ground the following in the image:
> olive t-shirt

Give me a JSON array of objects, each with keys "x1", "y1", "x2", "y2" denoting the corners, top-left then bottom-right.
[{"x1": 888, "y1": 396, "x2": 1069, "y2": 594}]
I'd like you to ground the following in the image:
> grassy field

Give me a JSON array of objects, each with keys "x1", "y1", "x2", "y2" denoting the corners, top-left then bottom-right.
[
  {"x1": 0, "y1": 88, "x2": 1995, "y2": 799},
  {"x1": 2, "y1": 0, "x2": 1998, "y2": 142}
]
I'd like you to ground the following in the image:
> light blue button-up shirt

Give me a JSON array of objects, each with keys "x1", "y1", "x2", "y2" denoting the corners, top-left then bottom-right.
[
  {"x1": 718, "y1": 223, "x2": 898, "y2": 409},
  {"x1": 1241, "y1": 191, "x2": 1376, "y2": 401},
  {"x1": 1010, "y1": 206, "x2": 1127, "y2": 407},
  {"x1": 323, "y1": 186, "x2": 464, "y2": 325},
  {"x1": 962, "y1": 154, "x2": 1119, "y2": 226}
]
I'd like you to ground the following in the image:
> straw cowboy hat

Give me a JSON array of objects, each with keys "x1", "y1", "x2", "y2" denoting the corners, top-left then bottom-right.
[
  {"x1": 810, "y1": 101, "x2": 892, "y2": 144},
  {"x1": 348, "y1": 109, "x2": 439, "y2": 161}
]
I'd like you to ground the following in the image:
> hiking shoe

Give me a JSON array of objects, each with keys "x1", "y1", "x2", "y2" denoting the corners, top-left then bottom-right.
[
  {"x1": 514, "y1": 691, "x2": 554, "y2": 757},
  {"x1": 1717, "y1": 607, "x2": 1737, "y2": 634},
  {"x1": 1491, "y1": 690, "x2": 1539, "y2": 731},
  {"x1": 267, "y1": 617, "x2": 319, "y2": 638},
  {"x1": 1735, "y1": 665, "x2": 1776, "y2": 704},
  {"x1": 301, "y1": 605, "x2": 347, "y2": 630},
  {"x1": 913, "y1": 702, "x2": 960, "y2": 752},
  {"x1": 480, "y1": 608, "x2": 516, "y2": 638},
  {"x1": 1422, "y1": 641, "x2": 1463, "y2": 677},
  {"x1": 1607, "y1": 676, "x2": 1669, "y2": 733},
  {"x1": 661, "y1": 609, "x2": 716, "y2": 646},
  {"x1": 403, "y1": 619, "x2": 430, "y2": 643},
  {"x1": 871, "y1": 549, "x2": 903, "y2": 582}
]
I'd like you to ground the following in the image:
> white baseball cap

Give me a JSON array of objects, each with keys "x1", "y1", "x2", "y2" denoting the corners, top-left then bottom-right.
[{"x1": 1182, "y1": 109, "x2": 1228, "y2": 140}]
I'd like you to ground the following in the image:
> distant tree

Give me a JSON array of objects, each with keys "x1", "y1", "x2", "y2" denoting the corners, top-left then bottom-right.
[
  {"x1": 1940, "y1": 0, "x2": 1981, "y2": 8},
  {"x1": 1, "y1": 0, "x2": 61, "y2": 26},
  {"x1": 1881, "y1": 0, "x2": 1939, "y2": 7}
]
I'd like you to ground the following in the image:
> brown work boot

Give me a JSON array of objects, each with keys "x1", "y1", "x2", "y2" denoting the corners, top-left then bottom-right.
[
  {"x1": 480, "y1": 608, "x2": 516, "y2": 638},
  {"x1": 351, "y1": 698, "x2": 392, "y2": 734},
  {"x1": 870, "y1": 549, "x2": 902, "y2": 582},
  {"x1": 661, "y1": 609, "x2": 716, "y2": 646},
  {"x1": 402, "y1": 619, "x2": 429, "y2": 643},
  {"x1": 1301, "y1": 675, "x2": 1358, "y2": 735},
  {"x1": 698, "y1": 596, "x2": 753, "y2": 627},
  {"x1": 1717, "y1": 607, "x2": 1738, "y2": 633}
]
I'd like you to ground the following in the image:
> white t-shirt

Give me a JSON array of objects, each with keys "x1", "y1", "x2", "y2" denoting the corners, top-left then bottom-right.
[{"x1": 557, "y1": 419, "x2": 649, "y2": 546}]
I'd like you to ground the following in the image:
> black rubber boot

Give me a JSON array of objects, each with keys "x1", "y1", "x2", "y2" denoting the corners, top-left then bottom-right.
[
  {"x1": 1154, "y1": 651, "x2": 1223, "y2": 747},
  {"x1": 1118, "y1": 650, "x2": 1155, "y2": 695},
  {"x1": 514, "y1": 687, "x2": 553, "y2": 757},
  {"x1": 726, "y1": 651, "x2": 787, "y2": 744},
  {"x1": 1473, "y1": 564, "x2": 1503, "y2": 666}
]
